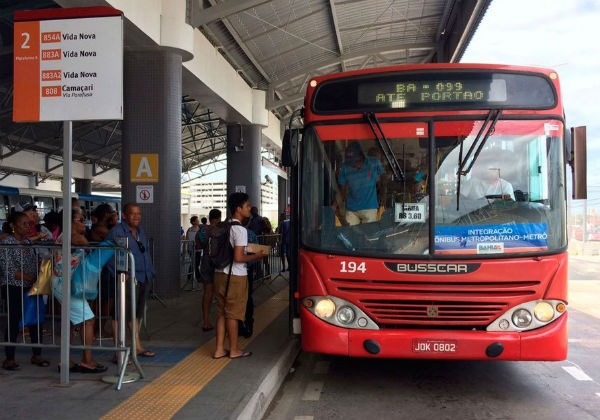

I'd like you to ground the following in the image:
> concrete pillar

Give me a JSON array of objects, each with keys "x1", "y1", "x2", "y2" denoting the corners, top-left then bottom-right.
[
  {"x1": 75, "y1": 178, "x2": 92, "y2": 195},
  {"x1": 122, "y1": 49, "x2": 182, "y2": 298},
  {"x1": 226, "y1": 124, "x2": 262, "y2": 215}
]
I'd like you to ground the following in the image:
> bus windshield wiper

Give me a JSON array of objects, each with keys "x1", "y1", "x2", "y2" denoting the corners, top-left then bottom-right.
[
  {"x1": 365, "y1": 112, "x2": 404, "y2": 181},
  {"x1": 455, "y1": 109, "x2": 502, "y2": 210}
]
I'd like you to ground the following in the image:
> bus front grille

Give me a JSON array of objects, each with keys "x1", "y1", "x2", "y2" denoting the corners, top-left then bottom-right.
[
  {"x1": 359, "y1": 299, "x2": 508, "y2": 326},
  {"x1": 329, "y1": 278, "x2": 540, "y2": 326}
]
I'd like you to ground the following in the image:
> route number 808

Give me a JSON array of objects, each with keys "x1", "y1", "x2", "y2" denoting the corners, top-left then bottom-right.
[{"x1": 340, "y1": 261, "x2": 366, "y2": 273}]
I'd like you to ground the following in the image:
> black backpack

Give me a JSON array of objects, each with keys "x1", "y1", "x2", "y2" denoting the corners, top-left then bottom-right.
[{"x1": 207, "y1": 220, "x2": 241, "y2": 270}]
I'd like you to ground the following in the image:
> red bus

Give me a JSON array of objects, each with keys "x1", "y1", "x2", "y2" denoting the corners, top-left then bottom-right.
[{"x1": 283, "y1": 64, "x2": 587, "y2": 360}]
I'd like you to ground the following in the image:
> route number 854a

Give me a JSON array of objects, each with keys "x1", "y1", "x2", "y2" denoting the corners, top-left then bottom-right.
[{"x1": 340, "y1": 261, "x2": 366, "y2": 273}]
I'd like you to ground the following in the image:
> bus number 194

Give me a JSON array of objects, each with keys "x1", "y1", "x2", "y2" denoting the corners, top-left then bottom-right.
[{"x1": 340, "y1": 261, "x2": 366, "y2": 273}]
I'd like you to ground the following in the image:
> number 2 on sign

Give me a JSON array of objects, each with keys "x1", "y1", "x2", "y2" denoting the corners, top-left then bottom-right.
[
  {"x1": 340, "y1": 261, "x2": 366, "y2": 273},
  {"x1": 21, "y1": 32, "x2": 30, "y2": 49}
]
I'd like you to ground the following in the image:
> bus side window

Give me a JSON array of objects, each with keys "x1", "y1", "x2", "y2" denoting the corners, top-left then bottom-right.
[
  {"x1": 34, "y1": 196, "x2": 54, "y2": 218},
  {"x1": 0, "y1": 195, "x2": 9, "y2": 223}
]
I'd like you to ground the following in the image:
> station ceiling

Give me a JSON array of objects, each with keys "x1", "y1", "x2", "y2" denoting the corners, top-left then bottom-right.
[{"x1": 0, "y1": 0, "x2": 490, "y2": 186}]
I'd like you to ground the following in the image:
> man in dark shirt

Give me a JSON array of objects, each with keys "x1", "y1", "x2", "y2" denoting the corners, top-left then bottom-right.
[
  {"x1": 248, "y1": 207, "x2": 267, "y2": 236},
  {"x1": 105, "y1": 203, "x2": 156, "y2": 358}
]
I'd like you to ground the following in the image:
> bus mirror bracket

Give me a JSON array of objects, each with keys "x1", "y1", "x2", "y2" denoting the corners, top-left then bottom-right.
[
  {"x1": 570, "y1": 126, "x2": 587, "y2": 200},
  {"x1": 282, "y1": 129, "x2": 300, "y2": 167}
]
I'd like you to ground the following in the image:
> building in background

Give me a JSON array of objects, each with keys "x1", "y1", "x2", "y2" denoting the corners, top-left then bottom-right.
[{"x1": 181, "y1": 179, "x2": 278, "y2": 229}]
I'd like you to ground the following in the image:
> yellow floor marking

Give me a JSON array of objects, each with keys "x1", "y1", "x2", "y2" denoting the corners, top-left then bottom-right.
[
  {"x1": 101, "y1": 288, "x2": 289, "y2": 420},
  {"x1": 569, "y1": 280, "x2": 600, "y2": 319}
]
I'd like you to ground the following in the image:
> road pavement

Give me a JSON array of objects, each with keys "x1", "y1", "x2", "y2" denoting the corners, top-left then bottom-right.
[{"x1": 264, "y1": 256, "x2": 600, "y2": 420}]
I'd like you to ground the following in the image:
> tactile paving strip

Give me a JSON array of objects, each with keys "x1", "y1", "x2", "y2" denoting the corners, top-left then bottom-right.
[{"x1": 101, "y1": 288, "x2": 289, "y2": 420}]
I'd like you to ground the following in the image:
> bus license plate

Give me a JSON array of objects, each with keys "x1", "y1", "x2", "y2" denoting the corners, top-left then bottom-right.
[{"x1": 412, "y1": 339, "x2": 457, "y2": 353}]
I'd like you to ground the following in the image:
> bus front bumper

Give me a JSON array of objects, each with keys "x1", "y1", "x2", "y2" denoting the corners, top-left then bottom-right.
[{"x1": 300, "y1": 307, "x2": 568, "y2": 360}]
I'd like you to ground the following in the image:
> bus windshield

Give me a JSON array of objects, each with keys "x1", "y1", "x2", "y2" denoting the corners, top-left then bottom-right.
[{"x1": 301, "y1": 119, "x2": 566, "y2": 257}]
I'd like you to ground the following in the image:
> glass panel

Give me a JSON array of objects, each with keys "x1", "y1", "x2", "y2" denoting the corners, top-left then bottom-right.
[
  {"x1": 0, "y1": 195, "x2": 8, "y2": 222},
  {"x1": 17, "y1": 195, "x2": 33, "y2": 206},
  {"x1": 34, "y1": 196, "x2": 54, "y2": 217},
  {"x1": 434, "y1": 120, "x2": 565, "y2": 255},
  {"x1": 301, "y1": 124, "x2": 430, "y2": 256}
]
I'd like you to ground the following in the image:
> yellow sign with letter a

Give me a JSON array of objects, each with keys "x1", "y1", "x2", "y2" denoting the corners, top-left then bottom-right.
[{"x1": 130, "y1": 154, "x2": 159, "y2": 183}]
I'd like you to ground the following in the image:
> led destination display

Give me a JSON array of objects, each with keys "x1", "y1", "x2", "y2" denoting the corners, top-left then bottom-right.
[
  {"x1": 357, "y1": 79, "x2": 507, "y2": 107},
  {"x1": 312, "y1": 71, "x2": 557, "y2": 113}
]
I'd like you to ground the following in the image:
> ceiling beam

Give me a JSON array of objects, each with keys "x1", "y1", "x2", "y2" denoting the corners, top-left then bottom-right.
[
  {"x1": 199, "y1": 0, "x2": 271, "y2": 87},
  {"x1": 190, "y1": 0, "x2": 271, "y2": 27},
  {"x1": 328, "y1": 0, "x2": 345, "y2": 72},
  {"x1": 339, "y1": 13, "x2": 442, "y2": 33},
  {"x1": 269, "y1": 41, "x2": 435, "y2": 89}
]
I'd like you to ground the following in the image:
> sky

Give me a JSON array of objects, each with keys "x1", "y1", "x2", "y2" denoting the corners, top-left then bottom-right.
[{"x1": 462, "y1": 0, "x2": 600, "y2": 209}]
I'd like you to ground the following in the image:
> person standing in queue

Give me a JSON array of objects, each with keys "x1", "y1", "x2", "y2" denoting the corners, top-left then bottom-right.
[
  {"x1": 196, "y1": 209, "x2": 222, "y2": 332},
  {"x1": 213, "y1": 193, "x2": 266, "y2": 360},
  {"x1": 105, "y1": 203, "x2": 156, "y2": 359},
  {"x1": 1, "y1": 212, "x2": 48, "y2": 371}
]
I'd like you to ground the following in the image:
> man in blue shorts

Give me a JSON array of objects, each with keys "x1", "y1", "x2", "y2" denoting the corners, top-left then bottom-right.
[{"x1": 338, "y1": 141, "x2": 385, "y2": 225}]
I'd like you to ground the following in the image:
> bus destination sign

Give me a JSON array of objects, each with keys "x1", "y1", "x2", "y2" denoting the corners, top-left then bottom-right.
[
  {"x1": 311, "y1": 71, "x2": 557, "y2": 114},
  {"x1": 357, "y1": 79, "x2": 507, "y2": 108}
]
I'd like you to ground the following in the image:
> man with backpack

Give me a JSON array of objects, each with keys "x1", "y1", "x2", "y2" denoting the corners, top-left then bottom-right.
[
  {"x1": 195, "y1": 209, "x2": 221, "y2": 332},
  {"x1": 210, "y1": 193, "x2": 267, "y2": 359}
]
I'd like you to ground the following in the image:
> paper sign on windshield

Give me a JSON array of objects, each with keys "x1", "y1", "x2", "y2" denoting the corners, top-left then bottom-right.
[
  {"x1": 395, "y1": 203, "x2": 426, "y2": 223},
  {"x1": 434, "y1": 223, "x2": 548, "y2": 254}
]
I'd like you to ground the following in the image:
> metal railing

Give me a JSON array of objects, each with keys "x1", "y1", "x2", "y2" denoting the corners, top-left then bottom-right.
[
  {"x1": 178, "y1": 234, "x2": 288, "y2": 293},
  {"x1": 180, "y1": 239, "x2": 199, "y2": 291},
  {"x1": 0, "y1": 242, "x2": 145, "y2": 390},
  {"x1": 252, "y1": 234, "x2": 286, "y2": 291}
]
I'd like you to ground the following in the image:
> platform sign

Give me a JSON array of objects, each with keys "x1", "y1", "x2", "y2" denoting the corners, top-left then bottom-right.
[
  {"x1": 13, "y1": 7, "x2": 123, "y2": 122},
  {"x1": 130, "y1": 154, "x2": 159, "y2": 183}
]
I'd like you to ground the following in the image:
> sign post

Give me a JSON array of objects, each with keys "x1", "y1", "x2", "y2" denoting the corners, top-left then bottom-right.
[{"x1": 13, "y1": 6, "x2": 123, "y2": 385}]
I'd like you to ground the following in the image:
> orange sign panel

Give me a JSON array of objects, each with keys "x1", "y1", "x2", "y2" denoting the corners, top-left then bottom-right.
[
  {"x1": 13, "y1": 20, "x2": 40, "y2": 122},
  {"x1": 130, "y1": 154, "x2": 159, "y2": 183}
]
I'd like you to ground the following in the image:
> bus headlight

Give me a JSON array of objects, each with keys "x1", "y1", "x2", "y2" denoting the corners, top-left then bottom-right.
[
  {"x1": 512, "y1": 309, "x2": 532, "y2": 328},
  {"x1": 336, "y1": 306, "x2": 355, "y2": 324},
  {"x1": 487, "y1": 299, "x2": 566, "y2": 332},
  {"x1": 303, "y1": 296, "x2": 379, "y2": 330},
  {"x1": 315, "y1": 299, "x2": 335, "y2": 318},
  {"x1": 534, "y1": 302, "x2": 555, "y2": 322}
]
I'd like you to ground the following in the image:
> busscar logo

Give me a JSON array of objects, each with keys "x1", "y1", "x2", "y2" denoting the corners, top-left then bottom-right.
[{"x1": 384, "y1": 262, "x2": 481, "y2": 274}]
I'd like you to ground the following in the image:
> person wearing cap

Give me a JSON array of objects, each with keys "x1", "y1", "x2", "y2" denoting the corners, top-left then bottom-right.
[{"x1": 338, "y1": 142, "x2": 385, "y2": 225}]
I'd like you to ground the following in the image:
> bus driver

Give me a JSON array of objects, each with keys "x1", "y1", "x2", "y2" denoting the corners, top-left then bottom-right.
[
  {"x1": 338, "y1": 141, "x2": 385, "y2": 225},
  {"x1": 461, "y1": 164, "x2": 515, "y2": 201}
]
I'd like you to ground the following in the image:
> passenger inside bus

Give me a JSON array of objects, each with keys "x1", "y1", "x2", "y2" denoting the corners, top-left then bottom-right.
[{"x1": 338, "y1": 142, "x2": 385, "y2": 226}]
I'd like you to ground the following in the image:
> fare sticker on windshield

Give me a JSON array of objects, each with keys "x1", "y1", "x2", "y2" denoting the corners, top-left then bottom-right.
[{"x1": 395, "y1": 203, "x2": 426, "y2": 223}]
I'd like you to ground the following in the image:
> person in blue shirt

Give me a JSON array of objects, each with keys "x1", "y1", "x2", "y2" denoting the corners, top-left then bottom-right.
[
  {"x1": 338, "y1": 141, "x2": 385, "y2": 225},
  {"x1": 105, "y1": 203, "x2": 156, "y2": 358}
]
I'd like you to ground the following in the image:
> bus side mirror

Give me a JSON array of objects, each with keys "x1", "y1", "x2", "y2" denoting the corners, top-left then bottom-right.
[
  {"x1": 282, "y1": 129, "x2": 300, "y2": 167},
  {"x1": 568, "y1": 126, "x2": 587, "y2": 199}
]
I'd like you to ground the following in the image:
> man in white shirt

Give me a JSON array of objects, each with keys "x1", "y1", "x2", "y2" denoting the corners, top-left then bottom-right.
[
  {"x1": 213, "y1": 193, "x2": 267, "y2": 360},
  {"x1": 461, "y1": 166, "x2": 515, "y2": 201}
]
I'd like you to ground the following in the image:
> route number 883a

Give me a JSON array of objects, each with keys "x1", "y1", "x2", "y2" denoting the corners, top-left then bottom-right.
[{"x1": 340, "y1": 261, "x2": 366, "y2": 273}]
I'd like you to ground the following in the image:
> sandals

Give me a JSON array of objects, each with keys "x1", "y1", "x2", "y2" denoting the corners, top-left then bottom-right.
[
  {"x1": 212, "y1": 351, "x2": 230, "y2": 359},
  {"x1": 229, "y1": 351, "x2": 252, "y2": 359},
  {"x1": 74, "y1": 363, "x2": 108, "y2": 374},
  {"x1": 137, "y1": 350, "x2": 155, "y2": 358},
  {"x1": 2, "y1": 360, "x2": 21, "y2": 371},
  {"x1": 31, "y1": 356, "x2": 50, "y2": 367}
]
